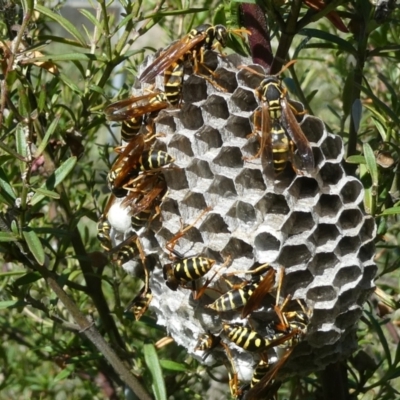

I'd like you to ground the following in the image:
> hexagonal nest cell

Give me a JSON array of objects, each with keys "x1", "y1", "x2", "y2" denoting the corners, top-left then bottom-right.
[{"x1": 105, "y1": 51, "x2": 376, "y2": 390}]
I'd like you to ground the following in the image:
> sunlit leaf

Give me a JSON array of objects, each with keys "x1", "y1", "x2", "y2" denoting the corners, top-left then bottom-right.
[
  {"x1": 31, "y1": 157, "x2": 77, "y2": 205},
  {"x1": 379, "y1": 207, "x2": 400, "y2": 216},
  {"x1": 159, "y1": 360, "x2": 188, "y2": 372},
  {"x1": 0, "y1": 232, "x2": 18, "y2": 242},
  {"x1": 35, "y1": 4, "x2": 87, "y2": 46},
  {"x1": 35, "y1": 115, "x2": 61, "y2": 157},
  {"x1": 0, "y1": 167, "x2": 16, "y2": 202},
  {"x1": 144, "y1": 342, "x2": 167, "y2": 400},
  {"x1": 22, "y1": 228, "x2": 45, "y2": 266},
  {"x1": 363, "y1": 143, "x2": 379, "y2": 188}
]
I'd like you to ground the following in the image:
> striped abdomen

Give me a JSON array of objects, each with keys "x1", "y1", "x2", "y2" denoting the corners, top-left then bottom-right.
[
  {"x1": 121, "y1": 117, "x2": 143, "y2": 141},
  {"x1": 271, "y1": 121, "x2": 290, "y2": 175},
  {"x1": 222, "y1": 324, "x2": 269, "y2": 353},
  {"x1": 173, "y1": 256, "x2": 215, "y2": 284},
  {"x1": 164, "y1": 61, "x2": 184, "y2": 106},
  {"x1": 207, "y1": 282, "x2": 258, "y2": 312}
]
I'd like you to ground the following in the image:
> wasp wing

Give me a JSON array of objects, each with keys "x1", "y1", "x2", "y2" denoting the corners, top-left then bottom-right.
[
  {"x1": 110, "y1": 135, "x2": 145, "y2": 189},
  {"x1": 139, "y1": 33, "x2": 206, "y2": 83},
  {"x1": 259, "y1": 103, "x2": 275, "y2": 181},
  {"x1": 241, "y1": 267, "x2": 276, "y2": 318},
  {"x1": 105, "y1": 92, "x2": 168, "y2": 121},
  {"x1": 243, "y1": 346, "x2": 294, "y2": 400},
  {"x1": 281, "y1": 98, "x2": 314, "y2": 172}
]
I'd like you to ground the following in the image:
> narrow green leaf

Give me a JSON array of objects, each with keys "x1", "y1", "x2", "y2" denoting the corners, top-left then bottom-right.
[
  {"x1": 11, "y1": 220, "x2": 19, "y2": 236},
  {"x1": 79, "y1": 9, "x2": 104, "y2": 33},
  {"x1": 364, "y1": 186, "x2": 372, "y2": 215},
  {"x1": 299, "y1": 28, "x2": 357, "y2": 56},
  {"x1": 16, "y1": 124, "x2": 28, "y2": 174},
  {"x1": 0, "y1": 232, "x2": 18, "y2": 242},
  {"x1": 35, "y1": 4, "x2": 87, "y2": 46},
  {"x1": 35, "y1": 115, "x2": 61, "y2": 157},
  {"x1": 54, "y1": 365, "x2": 74, "y2": 382},
  {"x1": 364, "y1": 310, "x2": 392, "y2": 367},
  {"x1": 371, "y1": 117, "x2": 387, "y2": 142},
  {"x1": 143, "y1": 343, "x2": 167, "y2": 400},
  {"x1": 14, "y1": 272, "x2": 42, "y2": 286},
  {"x1": 0, "y1": 300, "x2": 25, "y2": 309},
  {"x1": 33, "y1": 187, "x2": 61, "y2": 199},
  {"x1": 346, "y1": 155, "x2": 365, "y2": 164},
  {"x1": 22, "y1": 228, "x2": 45, "y2": 265},
  {"x1": 0, "y1": 167, "x2": 16, "y2": 201},
  {"x1": 58, "y1": 73, "x2": 83, "y2": 94},
  {"x1": 159, "y1": 360, "x2": 188, "y2": 372},
  {"x1": 379, "y1": 207, "x2": 400, "y2": 216},
  {"x1": 31, "y1": 157, "x2": 77, "y2": 205},
  {"x1": 38, "y1": 35, "x2": 89, "y2": 48},
  {"x1": 363, "y1": 143, "x2": 379, "y2": 187},
  {"x1": 22, "y1": 53, "x2": 105, "y2": 63}
]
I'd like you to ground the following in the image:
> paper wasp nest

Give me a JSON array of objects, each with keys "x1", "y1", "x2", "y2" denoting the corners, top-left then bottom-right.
[{"x1": 108, "y1": 51, "x2": 376, "y2": 383}]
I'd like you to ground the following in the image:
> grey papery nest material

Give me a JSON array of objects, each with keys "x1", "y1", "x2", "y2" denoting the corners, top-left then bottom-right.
[{"x1": 106, "y1": 51, "x2": 376, "y2": 382}]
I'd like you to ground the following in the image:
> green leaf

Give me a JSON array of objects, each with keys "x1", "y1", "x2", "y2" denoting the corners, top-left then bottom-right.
[
  {"x1": 346, "y1": 155, "x2": 365, "y2": 164},
  {"x1": 379, "y1": 207, "x2": 400, "y2": 216},
  {"x1": 159, "y1": 360, "x2": 188, "y2": 372},
  {"x1": 299, "y1": 29, "x2": 357, "y2": 56},
  {"x1": 31, "y1": 157, "x2": 77, "y2": 205},
  {"x1": 54, "y1": 365, "x2": 74, "y2": 382},
  {"x1": 364, "y1": 310, "x2": 392, "y2": 367},
  {"x1": 371, "y1": 117, "x2": 388, "y2": 142},
  {"x1": 11, "y1": 220, "x2": 19, "y2": 236},
  {"x1": 16, "y1": 124, "x2": 28, "y2": 173},
  {"x1": 33, "y1": 188, "x2": 61, "y2": 200},
  {"x1": 14, "y1": 272, "x2": 42, "y2": 286},
  {"x1": 79, "y1": 9, "x2": 104, "y2": 33},
  {"x1": 0, "y1": 231, "x2": 18, "y2": 242},
  {"x1": 35, "y1": 4, "x2": 87, "y2": 47},
  {"x1": 0, "y1": 167, "x2": 16, "y2": 201},
  {"x1": 363, "y1": 143, "x2": 379, "y2": 188},
  {"x1": 22, "y1": 228, "x2": 45, "y2": 265},
  {"x1": 143, "y1": 343, "x2": 167, "y2": 400},
  {"x1": 22, "y1": 53, "x2": 106, "y2": 63},
  {"x1": 0, "y1": 300, "x2": 25, "y2": 309},
  {"x1": 35, "y1": 115, "x2": 61, "y2": 157},
  {"x1": 58, "y1": 72, "x2": 83, "y2": 95}
]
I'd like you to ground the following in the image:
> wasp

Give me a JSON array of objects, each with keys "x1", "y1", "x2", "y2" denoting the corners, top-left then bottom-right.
[
  {"x1": 118, "y1": 173, "x2": 167, "y2": 231},
  {"x1": 97, "y1": 216, "x2": 112, "y2": 251},
  {"x1": 206, "y1": 264, "x2": 276, "y2": 316},
  {"x1": 140, "y1": 24, "x2": 249, "y2": 103},
  {"x1": 130, "y1": 287, "x2": 153, "y2": 321},
  {"x1": 108, "y1": 135, "x2": 174, "y2": 197},
  {"x1": 104, "y1": 91, "x2": 169, "y2": 141},
  {"x1": 125, "y1": 268, "x2": 153, "y2": 321},
  {"x1": 242, "y1": 63, "x2": 314, "y2": 180},
  {"x1": 195, "y1": 332, "x2": 241, "y2": 398},
  {"x1": 162, "y1": 207, "x2": 228, "y2": 299}
]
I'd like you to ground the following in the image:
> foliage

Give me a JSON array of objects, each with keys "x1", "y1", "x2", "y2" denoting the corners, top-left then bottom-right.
[{"x1": 0, "y1": 0, "x2": 399, "y2": 399}]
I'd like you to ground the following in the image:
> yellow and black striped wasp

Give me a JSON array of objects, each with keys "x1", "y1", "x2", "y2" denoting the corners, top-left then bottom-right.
[
  {"x1": 195, "y1": 331, "x2": 242, "y2": 398},
  {"x1": 206, "y1": 264, "x2": 276, "y2": 317},
  {"x1": 104, "y1": 91, "x2": 169, "y2": 142},
  {"x1": 107, "y1": 134, "x2": 174, "y2": 197},
  {"x1": 162, "y1": 207, "x2": 230, "y2": 299},
  {"x1": 125, "y1": 264, "x2": 153, "y2": 321},
  {"x1": 139, "y1": 24, "x2": 249, "y2": 103},
  {"x1": 242, "y1": 63, "x2": 314, "y2": 180}
]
